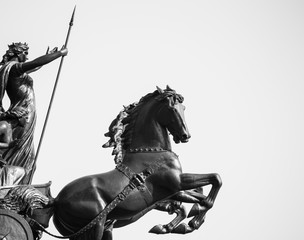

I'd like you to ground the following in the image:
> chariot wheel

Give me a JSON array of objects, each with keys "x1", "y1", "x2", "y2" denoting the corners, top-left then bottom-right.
[{"x1": 0, "y1": 209, "x2": 34, "y2": 240}]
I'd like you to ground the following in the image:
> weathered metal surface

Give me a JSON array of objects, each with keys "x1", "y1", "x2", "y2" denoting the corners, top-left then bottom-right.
[{"x1": 0, "y1": 209, "x2": 34, "y2": 240}]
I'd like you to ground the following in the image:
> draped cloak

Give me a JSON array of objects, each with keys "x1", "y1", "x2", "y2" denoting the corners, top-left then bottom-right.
[{"x1": 0, "y1": 62, "x2": 36, "y2": 185}]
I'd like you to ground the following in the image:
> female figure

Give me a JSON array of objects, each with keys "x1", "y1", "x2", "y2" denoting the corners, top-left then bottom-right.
[{"x1": 0, "y1": 42, "x2": 68, "y2": 184}]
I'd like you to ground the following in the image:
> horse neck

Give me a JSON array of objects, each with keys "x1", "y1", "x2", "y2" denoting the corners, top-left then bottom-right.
[{"x1": 128, "y1": 101, "x2": 172, "y2": 151}]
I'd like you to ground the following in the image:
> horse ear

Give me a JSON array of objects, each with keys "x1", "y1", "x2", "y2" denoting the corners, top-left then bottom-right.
[
  {"x1": 166, "y1": 85, "x2": 173, "y2": 91},
  {"x1": 156, "y1": 86, "x2": 164, "y2": 94}
]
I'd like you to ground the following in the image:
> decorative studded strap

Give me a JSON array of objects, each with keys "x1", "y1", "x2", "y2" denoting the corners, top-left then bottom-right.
[
  {"x1": 115, "y1": 162, "x2": 161, "y2": 206},
  {"x1": 116, "y1": 163, "x2": 135, "y2": 179},
  {"x1": 29, "y1": 160, "x2": 164, "y2": 239},
  {"x1": 29, "y1": 177, "x2": 141, "y2": 239}
]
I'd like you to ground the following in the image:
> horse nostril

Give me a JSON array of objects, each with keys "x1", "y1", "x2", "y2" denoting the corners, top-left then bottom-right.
[{"x1": 182, "y1": 133, "x2": 190, "y2": 140}]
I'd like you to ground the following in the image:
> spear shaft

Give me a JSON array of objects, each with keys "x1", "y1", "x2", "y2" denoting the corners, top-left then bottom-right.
[{"x1": 30, "y1": 6, "x2": 76, "y2": 183}]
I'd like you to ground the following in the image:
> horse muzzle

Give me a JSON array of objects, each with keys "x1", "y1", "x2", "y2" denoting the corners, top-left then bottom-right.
[{"x1": 173, "y1": 132, "x2": 191, "y2": 143}]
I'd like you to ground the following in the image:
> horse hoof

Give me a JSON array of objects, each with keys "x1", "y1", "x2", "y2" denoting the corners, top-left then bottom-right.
[
  {"x1": 149, "y1": 224, "x2": 169, "y2": 234},
  {"x1": 171, "y1": 223, "x2": 194, "y2": 234},
  {"x1": 188, "y1": 203, "x2": 201, "y2": 217}
]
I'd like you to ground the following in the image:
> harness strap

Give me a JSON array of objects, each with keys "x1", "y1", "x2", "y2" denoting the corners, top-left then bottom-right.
[
  {"x1": 115, "y1": 164, "x2": 134, "y2": 179},
  {"x1": 116, "y1": 163, "x2": 154, "y2": 206},
  {"x1": 29, "y1": 179, "x2": 138, "y2": 239},
  {"x1": 29, "y1": 161, "x2": 163, "y2": 239}
]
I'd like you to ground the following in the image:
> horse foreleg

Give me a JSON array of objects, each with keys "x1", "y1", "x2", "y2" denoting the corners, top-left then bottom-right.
[
  {"x1": 180, "y1": 173, "x2": 222, "y2": 210},
  {"x1": 79, "y1": 218, "x2": 106, "y2": 240},
  {"x1": 176, "y1": 173, "x2": 222, "y2": 231},
  {"x1": 188, "y1": 204, "x2": 208, "y2": 230},
  {"x1": 102, "y1": 220, "x2": 115, "y2": 240},
  {"x1": 149, "y1": 188, "x2": 208, "y2": 234},
  {"x1": 149, "y1": 200, "x2": 187, "y2": 234},
  {"x1": 173, "y1": 188, "x2": 205, "y2": 203}
]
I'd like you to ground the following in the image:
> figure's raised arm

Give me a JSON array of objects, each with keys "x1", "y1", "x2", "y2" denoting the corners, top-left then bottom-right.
[{"x1": 21, "y1": 46, "x2": 68, "y2": 73}]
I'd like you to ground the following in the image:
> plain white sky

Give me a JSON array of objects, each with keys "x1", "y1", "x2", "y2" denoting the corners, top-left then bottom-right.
[{"x1": 1, "y1": 1, "x2": 304, "y2": 239}]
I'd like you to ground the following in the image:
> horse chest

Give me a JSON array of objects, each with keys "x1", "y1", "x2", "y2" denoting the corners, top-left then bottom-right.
[{"x1": 124, "y1": 152, "x2": 182, "y2": 194}]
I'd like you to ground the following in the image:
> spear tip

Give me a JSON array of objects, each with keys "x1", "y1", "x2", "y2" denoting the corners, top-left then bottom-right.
[{"x1": 69, "y1": 5, "x2": 76, "y2": 26}]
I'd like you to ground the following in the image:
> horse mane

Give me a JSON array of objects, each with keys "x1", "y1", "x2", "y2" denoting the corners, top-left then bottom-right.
[{"x1": 102, "y1": 86, "x2": 183, "y2": 164}]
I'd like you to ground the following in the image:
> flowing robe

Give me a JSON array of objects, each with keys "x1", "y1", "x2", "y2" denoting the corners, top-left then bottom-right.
[{"x1": 0, "y1": 61, "x2": 36, "y2": 184}]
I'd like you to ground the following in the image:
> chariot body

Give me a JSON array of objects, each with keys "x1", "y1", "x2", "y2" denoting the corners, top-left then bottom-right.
[{"x1": 0, "y1": 182, "x2": 52, "y2": 240}]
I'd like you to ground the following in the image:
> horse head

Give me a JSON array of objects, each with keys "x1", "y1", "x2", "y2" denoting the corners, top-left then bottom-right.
[
  {"x1": 102, "y1": 86, "x2": 191, "y2": 161},
  {"x1": 156, "y1": 85, "x2": 191, "y2": 144}
]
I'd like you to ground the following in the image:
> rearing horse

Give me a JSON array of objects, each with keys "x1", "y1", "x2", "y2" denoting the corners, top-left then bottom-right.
[{"x1": 51, "y1": 86, "x2": 222, "y2": 240}]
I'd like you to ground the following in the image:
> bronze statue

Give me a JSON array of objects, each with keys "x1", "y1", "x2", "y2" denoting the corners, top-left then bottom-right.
[
  {"x1": 0, "y1": 42, "x2": 68, "y2": 185},
  {"x1": 0, "y1": 10, "x2": 222, "y2": 240},
  {"x1": 19, "y1": 86, "x2": 221, "y2": 240}
]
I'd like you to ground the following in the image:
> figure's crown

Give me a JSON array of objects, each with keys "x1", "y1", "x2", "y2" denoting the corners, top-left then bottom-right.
[{"x1": 8, "y1": 42, "x2": 29, "y2": 54}]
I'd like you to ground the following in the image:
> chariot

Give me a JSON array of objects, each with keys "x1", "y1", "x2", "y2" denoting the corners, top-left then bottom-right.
[{"x1": 0, "y1": 182, "x2": 52, "y2": 240}]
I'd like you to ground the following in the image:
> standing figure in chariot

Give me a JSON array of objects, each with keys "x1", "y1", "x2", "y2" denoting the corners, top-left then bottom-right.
[{"x1": 0, "y1": 42, "x2": 68, "y2": 185}]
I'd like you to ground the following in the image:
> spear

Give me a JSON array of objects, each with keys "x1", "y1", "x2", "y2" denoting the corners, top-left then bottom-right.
[{"x1": 29, "y1": 6, "x2": 76, "y2": 183}]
